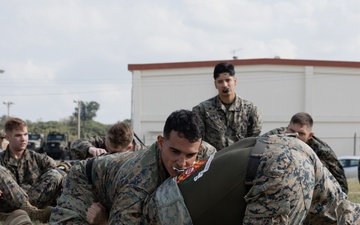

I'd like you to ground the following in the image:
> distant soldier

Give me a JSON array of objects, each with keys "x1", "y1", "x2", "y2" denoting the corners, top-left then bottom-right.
[
  {"x1": 0, "y1": 117, "x2": 67, "y2": 223},
  {"x1": 261, "y1": 112, "x2": 348, "y2": 194},
  {"x1": 70, "y1": 122, "x2": 146, "y2": 160},
  {"x1": 146, "y1": 134, "x2": 360, "y2": 224},
  {"x1": 0, "y1": 130, "x2": 6, "y2": 151},
  {"x1": 193, "y1": 62, "x2": 262, "y2": 151}
]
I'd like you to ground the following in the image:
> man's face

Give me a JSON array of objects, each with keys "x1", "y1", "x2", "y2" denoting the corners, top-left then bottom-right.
[
  {"x1": 287, "y1": 122, "x2": 313, "y2": 143},
  {"x1": 214, "y1": 72, "x2": 237, "y2": 97},
  {"x1": 5, "y1": 127, "x2": 28, "y2": 152},
  {"x1": 158, "y1": 130, "x2": 201, "y2": 177}
]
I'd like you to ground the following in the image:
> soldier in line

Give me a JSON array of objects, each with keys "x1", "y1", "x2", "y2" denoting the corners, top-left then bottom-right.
[
  {"x1": 261, "y1": 112, "x2": 348, "y2": 194},
  {"x1": 50, "y1": 109, "x2": 208, "y2": 224},
  {"x1": 0, "y1": 117, "x2": 67, "y2": 223},
  {"x1": 147, "y1": 134, "x2": 360, "y2": 225},
  {"x1": 51, "y1": 121, "x2": 136, "y2": 225},
  {"x1": 193, "y1": 61, "x2": 262, "y2": 151},
  {"x1": 70, "y1": 122, "x2": 147, "y2": 160}
]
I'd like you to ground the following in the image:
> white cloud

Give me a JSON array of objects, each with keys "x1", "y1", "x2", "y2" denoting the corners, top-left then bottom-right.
[{"x1": 1, "y1": 0, "x2": 360, "y2": 124}]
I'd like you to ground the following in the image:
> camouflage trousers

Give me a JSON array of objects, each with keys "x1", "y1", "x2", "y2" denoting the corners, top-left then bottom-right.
[
  {"x1": 243, "y1": 135, "x2": 360, "y2": 224},
  {"x1": 50, "y1": 160, "x2": 96, "y2": 225},
  {"x1": 0, "y1": 165, "x2": 63, "y2": 212}
]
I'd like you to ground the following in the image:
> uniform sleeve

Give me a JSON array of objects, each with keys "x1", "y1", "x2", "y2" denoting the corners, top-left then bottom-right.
[
  {"x1": 70, "y1": 136, "x2": 106, "y2": 160},
  {"x1": 311, "y1": 136, "x2": 348, "y2": 194},
  {"x1": 261, "y1": 127, "x2": 287, "y2": 137},
  {"x1": 108, "y1": 186, "x2": 148, "y2": 225},
  {"x1": 247, "y1": 105, "x2": 262, "y2": 137},
  {"x1": 192, "y1": 104, "x2": 205, "y2": 126},
  {"x1": 36, "y1": 152, "x2": 57, "y2": 171}
]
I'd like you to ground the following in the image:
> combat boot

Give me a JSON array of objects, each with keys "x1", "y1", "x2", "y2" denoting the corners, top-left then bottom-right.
[
  {"x1": 4, "y1": 209, "x2": 32, "y2": 225},
  {"x1": 20, "y1": 201, "x2": 53, "y2": 223}
]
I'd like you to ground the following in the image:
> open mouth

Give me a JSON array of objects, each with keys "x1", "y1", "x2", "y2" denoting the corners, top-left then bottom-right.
[
  {"x1": 172, "y1": 167, "x2": 185, "y2": 174},
  {"x1": 223, "y1": 88, "x2": 230, "y2": 93}
]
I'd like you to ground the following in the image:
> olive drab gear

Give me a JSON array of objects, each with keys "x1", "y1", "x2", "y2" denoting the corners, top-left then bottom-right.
[
  {"x1": 3, "y1": 209, "x2": 32, "y2": 225},
  {"x1": 20, "y1": 201, "x2": 52, "y2": 223}
]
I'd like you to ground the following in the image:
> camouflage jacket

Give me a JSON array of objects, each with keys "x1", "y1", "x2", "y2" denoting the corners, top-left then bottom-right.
[
  {"x1": 70, "y1": 135, "x2": 147, "y2": 160},
  {"x1": 144, "y1": 135, "x2": 360, "y2": 224},
  {"x1": 261, "y1": 127, "x2": 348, "y2": 194},
  {"x1": 193, "y1": 95, "x2": 262, "y2": 151},
  {"x1": 91, "y1": 142, "x2": 169, "y2": 224},
  {"x1": 0, "y1": 147, "x2": 59, "y2": 192}
]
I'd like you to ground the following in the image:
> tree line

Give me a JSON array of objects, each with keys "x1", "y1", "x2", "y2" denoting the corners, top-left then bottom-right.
[{"x1": 0, "y1": 101, "x2": 130, "y2": 142}]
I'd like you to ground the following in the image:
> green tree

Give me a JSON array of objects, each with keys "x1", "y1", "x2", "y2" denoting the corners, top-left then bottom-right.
[{"x1": 73, "y1": 101, "x2": 100, "y2": 122}]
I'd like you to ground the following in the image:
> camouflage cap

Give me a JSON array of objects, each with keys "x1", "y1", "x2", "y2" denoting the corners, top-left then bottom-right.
[{"x1": 0, "y1": 130, "x2": 5, "y2": 138}]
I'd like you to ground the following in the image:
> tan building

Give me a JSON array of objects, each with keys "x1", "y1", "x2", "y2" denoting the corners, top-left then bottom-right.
[{"x1": 128, "y1": 58, "x2": 360, "y2": 157}]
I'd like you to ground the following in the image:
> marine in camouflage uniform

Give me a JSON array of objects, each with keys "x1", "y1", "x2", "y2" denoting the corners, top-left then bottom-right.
[
  {"x1": 192, "y1": 62, "x2": 262, "y2": 151},
  {"x1": 262, "y1": 126, "x2": 348, "y2": 194},
  {"x1": 193, "y1": 96, "x2": 262, "y2": 151},
  {"x1": 50, "y1": 109, "x2": 207, "y2": 224},
  {"x1": 145, "y1": 135, "x2": 360, "y2": 225},
  {"x1": 50, "y1": 140, "x2": 215, "y2": 224},
  {"x1": 0, "y1": 147, "x2": 65, "y2": 211}
]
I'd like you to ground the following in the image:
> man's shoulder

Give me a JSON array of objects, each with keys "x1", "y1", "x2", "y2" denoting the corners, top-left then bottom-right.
[
  {"x1": 194, "y1": 96, "x2": 218, "y2": 108},
  {"x1": 261, "y1": 127, "x2": 287, "y2": 137},
  {"x1": 25, "y1": 149, "x2": 54, "y2": 161},
  {"x1": 308, "y1": 136, "x2": 335, "y2": 154}
]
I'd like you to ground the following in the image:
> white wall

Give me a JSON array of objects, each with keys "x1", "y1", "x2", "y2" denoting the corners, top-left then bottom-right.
[{"x1": 130, "y1": 60, "x2": 360, "y2": 157}]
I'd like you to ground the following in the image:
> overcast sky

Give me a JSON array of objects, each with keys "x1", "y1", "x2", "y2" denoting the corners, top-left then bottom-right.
[{"x1": 1, "y1": 0, "x2": 360, "y2": 124}]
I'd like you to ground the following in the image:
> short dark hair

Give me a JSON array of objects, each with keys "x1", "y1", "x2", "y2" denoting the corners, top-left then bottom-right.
[
  {"x1": 163, "y1": 109, "x2": 204, "y2": 143},
  {"x1": 5, "y1": 117, "x2": 27, "y2": 134},
  {"x1": 106, "y1": 122, "x2": 134, "y2": 149},
  {"x1": 213, "y1": 62, "x2": 235, "y2": 80},
  {"x1": 290, "y1": 112, "x2": 313, "y2": 128}
]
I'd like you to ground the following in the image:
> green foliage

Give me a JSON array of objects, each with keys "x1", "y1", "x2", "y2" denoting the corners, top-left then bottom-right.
[
  {"x1": 0, "y1": 101, "x2": 130, "y2": 142},
  {"x1": 348, "y1": 180, "x2": 360, "y2": 203},
  {"x1": 73, "y1": 101, "x2": 100, "y2": 122}
]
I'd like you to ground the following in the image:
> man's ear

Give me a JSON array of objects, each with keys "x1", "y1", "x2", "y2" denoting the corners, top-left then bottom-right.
[
  {"x1": 308, "y1": 132, "x2": 314, "y2": 140},
  {"x1": 157, "y1": 135, "x2": 164, "y2": 149}
]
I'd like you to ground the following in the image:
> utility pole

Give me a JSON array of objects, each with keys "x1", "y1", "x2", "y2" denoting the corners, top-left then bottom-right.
[
  {"x1": 3, "y1": 101, "x2": 14, "y2": 117},
  {"x1": 73, "y1": 100, "x2": 81, "y2": 139}
]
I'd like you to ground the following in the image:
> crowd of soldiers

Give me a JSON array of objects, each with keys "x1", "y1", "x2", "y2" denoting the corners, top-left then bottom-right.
[{"x1": 0, "y1": 62, "x2": 359, "y2": 224}]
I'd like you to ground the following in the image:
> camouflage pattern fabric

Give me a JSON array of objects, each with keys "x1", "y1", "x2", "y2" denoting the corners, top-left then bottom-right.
[
  {"x1": 144, "y1": 178, "x2": 193, "y2": 225},
  {"x1": 145, "y1": 135, "x2": 360, "y2": 224},
  {"x1": 0, "y1": 165, "x2": 28, "y2": 212},
  {"x1": 70, "y1": 135, "x2": 147, "y2": 160},
  {"x1": 244, "y1": 135, "x2": 360, "y2": 224},
  {"x1": 193, "y1": 95, "x2": 262, "y2": 151},
  {"x1": 0, "y1": 148, "x2": 64, "y2": 211},
  {"x1": 197, "y1": 141, "x2": 216, "y2": 159},
  {"x1": 95, "y1": 143, "x2": 168, "y2": 224},
  {"x1": 69, "y1": 136, "x2": 106, "y2": 159},
  {"x1": 50, "y1": 159, "x2": 95, "y2": 224},
  {"x1": 51, "y1": 143, "x2": 169, "y2": 224},
  {"x1": 261, "y1": 127, "x2": 348, "y2": 194}
]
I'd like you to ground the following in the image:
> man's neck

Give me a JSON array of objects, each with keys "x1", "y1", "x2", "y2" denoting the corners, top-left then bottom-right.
[
  {"x1": 219, "y1": 93, "x2": 236, "y2": 104},
  {"x1": 9, "y1": 148, "x2": 25, "y2": 159}
]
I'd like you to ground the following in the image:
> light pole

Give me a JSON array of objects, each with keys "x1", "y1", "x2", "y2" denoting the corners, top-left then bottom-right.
[
  {"x1": 73, "y1": 100, "x2": 81, "y2": 139},
  {"x1": 3, "y1": 101, "x2": 14, "y2": 117}
]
